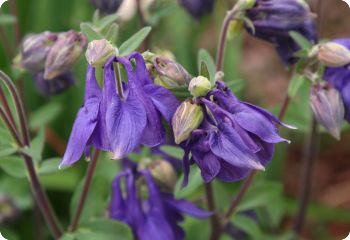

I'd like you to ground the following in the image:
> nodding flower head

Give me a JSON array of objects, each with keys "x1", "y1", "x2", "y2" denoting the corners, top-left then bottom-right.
[
  {"x1": 91, "y1": 0, "x2": 123, "y2": 14},
  {"x1": 110, "y1": 169, "x2": 211, "y2": 240},
  {"x1": 33, "y1": 71, "x2": 75, "y2": 96},
  {"x1": 323, "y1": 39, "x2": 350, "y2": 123},
  {"x1": 180, "y1": 0, "x2": 215, "y2": 19},
  {"x1": 178, "y1": 81, "x2": 293, "y2": 186},
  {"x1": 245, "y1": 0, "x2": 317, "y2": 64}
]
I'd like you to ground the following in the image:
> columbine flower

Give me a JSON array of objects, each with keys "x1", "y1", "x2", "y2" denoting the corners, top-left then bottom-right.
[
  {"x1": 110, "y1": 169, "x2": 211, "y2": 240},
  {"x1": 180, "y1": 0, "x2": 215, "y2": 19},
  {"x1": 177, "y1": 81, "x2": 291, "y2": 185},
  {"x1": 245, "y1": 0, "x2": 317, "y2": 64},
  {"x1": 103, "y1": 52, "x2": 179, "y2": 159},
  {"x1": 33, "y1": 71, "x2": 74, "y2": 96},
  {"x1": 323, "y1": 39, "x2": 350, "y2": 123},
  {"x1": 91, "y1": 0, "x2": 123, "y2": 14}
]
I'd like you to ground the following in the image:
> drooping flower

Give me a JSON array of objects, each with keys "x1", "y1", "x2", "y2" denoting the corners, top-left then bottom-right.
[
  {"x1": 180, "y1": 0, "x2": 215, "y2": 19},
  {"x1": 91, "y1": 0, "x2": 123, "y2": 14},
  {"x1": 33, "y1": 71, "x2": 75, "y2": 96},
  {"x1": 245, "y1": 0, "x2": 317, "y2": 64},
  {"x1": 103, "y1": 52, "x2": 180, "y2": 159},
  {"x1": 110, "y1": 168, "x2": 211, "y2": 240},
  {"x1": 310, "y1": 84, "x2": 344, "y2": 140},
  {"x1": 176, "y1": 81, "x2": 291, "y2": 185},
  {"x1": 323, "y1": 39, "x2": 350, "y2": 123}
]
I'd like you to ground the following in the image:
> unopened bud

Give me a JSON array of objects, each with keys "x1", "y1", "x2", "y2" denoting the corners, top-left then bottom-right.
[
  {"x1": 20, "y1": 32, "x2": 58, "y2": 72},
  {"x1": 86, "y1": 39, "x2": 115, "y2": 67},
  {"x1": 189, "y1": 76, "x2": 211, "y2": 97},
  {"x1": 145, "y1": 159, "x2": 177, "y2": 192},
  {"x1": 153, "y1": 57, "x2": 192, "y2": 88},
  {"x1": 317, "y1": 42, "x2": 350, "y2": 67},
  {"x1": 172, "y1": 101, "x2": 204, "y2": 144},
  {"x1": 44, "y1": 31, "x2": 87, "y2": 80},
  {"x1": 310, "y1": 84, "x2": 344, "y2": 140}
]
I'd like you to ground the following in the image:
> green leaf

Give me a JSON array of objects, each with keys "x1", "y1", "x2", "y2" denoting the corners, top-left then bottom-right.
[
  {"x1": 0, "y1": 176, "x2": 32, "y2": 209},
  {"x1": 26, "y1": 127, "x2": 45, "y2": 163},
  {"x1": 200, "y1": 62, "x2": 210, "y2": 80},
  {"x1": 197, "y1": 49, "x2": 216, "y2": 85},
  {"x1": 59, "y1": 233, "x2": 76, "y2": 240},
  {"x1": 175, "y1": 166, "x2": 203, "y2": 199},
  {"x1": 287, "y1": 74, "x2": 306, "y2": 98},
  {"x1": 231, "y1": 214, "x2": 263, "y2": 239},
  {"x1": 0, "y1": 156, "x2": 27, "y2": 178},
  {"x1": 119, "y1": 27, "x2": 152, "y2": 55},
  {"x1": 80, "y1": 22, "x2": 104, "y2": 42},
  {"x1": 38, "y1": 158, "x2": 61, "y2": 175},
  {"x1": 160, "y1": 145, "x2": 184, "y2": 159},
  {"x1": 0, "y1": 14, "x2": 17, "y2": 25},
  {"x1": 77, "y1": 219, "x2": 132, "y2": 240},
  {"x1": 169, "y1": 87, "x2": 192, "y2": 99},
  {"x1": 105, "y1": 23, "x2": 119, "y2": 45},
  {"x1": 29, "y1": 102, "x2": 62, "y2": 130},
  {"x1": 97, "y1": 13, "x2": 119, "y2": 32},
  {"x1": 289, "y1": 31, "x2": 312, "y2": 51}
]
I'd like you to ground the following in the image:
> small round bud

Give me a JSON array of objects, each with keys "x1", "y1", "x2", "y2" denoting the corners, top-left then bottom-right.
[
  {"x1": 145, "y1": 159, "x2": 177, "y2": 192},
  {"x1": 188, "y1": 76, "x2": 211, "y2": 97},
  {"x1": 310, "y1": 84, "x2": 344, "y2": 140},
  {"x1": 153, "y1": 57, "x2": 192, "y2": 88},
  {"x1": 85, "y1": 39, "x2": 115, "y2": 67},
  {"x1": 317, "y1": 42, "x2": 350, "y2": 67},
  {"x1": 172, "y1": 101, "x2": 204, "y2": 144}
]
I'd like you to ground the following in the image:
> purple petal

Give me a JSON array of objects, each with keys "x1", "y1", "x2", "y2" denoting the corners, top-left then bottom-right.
[
  {"x1": 110, "y1": 172, "x2": 128, "y2": 221},
  {"x1": 181, "y1": 142, "x2": 191, "y2": 187},
  {"x1": 60, "y1": 97, "x2": 100, "y2": 167},
  {"x1": 192, "y1": 149, "x2": 220, "y2": 183},
  {"x1": 84, "y1": 65, "x2": 101, "y2": 101},
  {"x1": 209, "y1": 122, "x2": 265, "y2": 170},
  {"x1": 216, "y1": 160, "x2": 251, "y2": 182}
]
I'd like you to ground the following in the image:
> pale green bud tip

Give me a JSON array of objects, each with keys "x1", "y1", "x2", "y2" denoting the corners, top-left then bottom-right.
[
  {"x1": 172, "y1": 101, "x2": 204, "y2": 144},
  {"x1": 85, "y1": 39, "x2": 115, "y2": 67},
  {"x1": 235, "y1": 0, "x2": 256, "y2": 11},
  {"x1": 188, "y1": 76, "x2": 211, "y2": 97},
  {"x1": 317, "y1": 42, "x2": 350, "y2": 67},
  {"x1": 147, "y1": 159, "x2": 177, "y2": 192}
]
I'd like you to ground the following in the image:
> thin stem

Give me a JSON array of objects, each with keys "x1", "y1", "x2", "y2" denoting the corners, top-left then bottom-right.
[
  {"x1": 0, "y1": 106, "x2": 22, "y2": 144},
  {"x1": 9, "y1": 0, "x2": 20, "y2": 45},
  {"x1": 0, "y1": 87, "x2": 17, "y2": 129},
  {"x1": 113, "y1": 62, "x2": 124, "y2": 99},
  {"x1": 215, "y1": 7, "x2": 237, "y2": 72},
  {"x1": 69, "y1": 150, "x2": 100, "y2": 232},
  {"x1": 292, "y1": 117, "x2": 318, "y2": 234},
  {"x1": 205, "y1": 183, "x2": 222, "y2": 240}
]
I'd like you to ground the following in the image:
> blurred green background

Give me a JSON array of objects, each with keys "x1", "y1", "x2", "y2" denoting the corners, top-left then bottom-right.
[{"x1": 0, "y1": 0, "x2": 349, "y2": 239}]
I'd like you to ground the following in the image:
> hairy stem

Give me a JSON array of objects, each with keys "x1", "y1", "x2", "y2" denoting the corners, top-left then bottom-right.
[
  {"x1": 69, "y1": 150, "x2": 100, "y2": 232},
  {"x1": 292, "y1": 117, "x2": 318, "y2": 234}
]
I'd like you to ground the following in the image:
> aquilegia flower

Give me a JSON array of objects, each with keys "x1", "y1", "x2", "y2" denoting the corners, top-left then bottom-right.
[
  {"x1": 110, "y1": 168, "x2": 211, "y2": 240},
  {"x1": 103, "y1": 52, "x2": 179, "y2": 159},
  {"x1": 176, "y1": 81, "x2": 291, "y2": 185},
  {"x1": 180, "y1": 0, "x2": 215, "y2": 19},
  {"x1": 245, "y1": 0, "x2": 317, "y2": 64},
  {"x1": 323, "y1": 39, "x2": 350, "y2": 123}
]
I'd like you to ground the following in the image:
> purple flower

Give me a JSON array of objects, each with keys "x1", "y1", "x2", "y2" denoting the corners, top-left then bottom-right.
[
  {"x1": 323, "y1": 39, "x2": 350, "y2": 123},
  {"x1": 180, "y1": 0, "x2": 215, "y2": 19},
  {"x1": 246, "y1": 0, "x2": 317, "y2": 64},
  {"x1": 33, "y1": 71, "x2": 74, "y2": 96},
  {"x1": 110, "y1": 169, "x2": 211, "y2": 240},
  {"x1": 91, "y1": 0, "x2": 122, "y2": 14},
  {"x1": 61, "y1": 52, "x2": 179, "y2": 166},
  {"x1": 103, "y1": 52, "x2": 179, "y2": 159},
  {"x1": 181, "y1": 81, "x2": 291, "y2": 185}
]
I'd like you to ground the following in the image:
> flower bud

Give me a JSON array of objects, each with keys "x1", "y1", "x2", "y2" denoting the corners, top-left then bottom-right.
[
  {"x1": 20, "y1": 32, "x2": 58, "y2": 72},
  {"x1": 143, "y1": 159, "x2": 177, "y2": 192},
  {"x1": 91, "y1": 0, "x2": 123, "y2": 14},
  {"x1": 44, "y1": 31, "x2": 87, "y2": 80},
  {"x1": 0, "y1": 195, "x2": 19, "y2": 224},
  {"x1": 172, "y1": 101, "x2": 204, "y2": 144},
  {"x1": 153, "y1": 57, "x2": 192, "y2": 88},
  {"x1": 317, "y1": 42, "x2": 350, "y2": 67},
  {"x1": 189, "y1": 76, "x2": 211, "y2": 97},
  {"x1": 235, "y1": 0, "x2": 256, "y2": 11},
  {"x1": 85, "y1": 39, "x2": 115, "y2": 67},
  {"x1": 34, "y1": 71, "x2": 75, "y2": 96},
  {"x1": 310, "y1": 84, "x2": 344, "y2": 140}
]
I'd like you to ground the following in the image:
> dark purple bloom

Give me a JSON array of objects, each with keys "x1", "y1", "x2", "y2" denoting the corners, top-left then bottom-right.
[
  {"x1": 181, "y1": 81, "x2": 291, "y2": 185},
  {"x1": 33, "y1": 71, "x2": 74, "y2": 96},
  {"x1": 180, "y1": 0, "x2": 215, "y2": 19},
  {"x1": 103, "y1": 52, "x2": 179, "y2": 159},
  {"x1": 246, "y1": 0, "x2": 317, "y2": 64},
  {"x1": 323, "y1": 39, "x2": 350, "y2": 123},
  {"x1": 91, "y1": 0, "x2": 123, "y2": 14},
  {"x1": 110, "y1": 169, "x2": 211, "y2": 240}
]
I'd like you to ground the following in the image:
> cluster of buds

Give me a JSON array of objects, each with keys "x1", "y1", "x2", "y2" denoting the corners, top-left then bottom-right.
[{"x1": 18, "y1": 30, "x2": 87, "y2": 95}]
